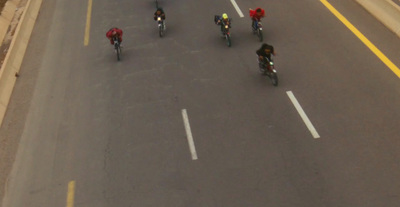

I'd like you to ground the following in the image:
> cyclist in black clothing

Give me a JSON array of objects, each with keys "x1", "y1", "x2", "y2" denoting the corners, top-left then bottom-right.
[
  {"x1": 154, "y1": 8, "x2": 166, "y2": 20},
  {"x1": 256, "y1": 43, "x2": 275, "y2": 63}
]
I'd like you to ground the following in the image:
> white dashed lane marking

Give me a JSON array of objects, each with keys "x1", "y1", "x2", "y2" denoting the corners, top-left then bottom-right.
[
  {"x1": 182, "y1": 109, "x2": 198, "y2": 160},
  {"x1": 286, "y1": 91, "x2": 320, "y2": 139},
  {"x1": 230, "y1": 0, "x2": 244, "y2": 17}
]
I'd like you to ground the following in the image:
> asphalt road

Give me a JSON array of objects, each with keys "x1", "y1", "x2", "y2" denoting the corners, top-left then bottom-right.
[{"x1": 1, "y1": 0, "x2": 400, "y2": 206}]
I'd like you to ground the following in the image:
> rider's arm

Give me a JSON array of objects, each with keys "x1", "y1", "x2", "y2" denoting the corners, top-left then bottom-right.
[
  {"x1": 106, "y1": 33, "x2": 111, "y2": 39},
  {"x1": 154, "y1": 11, "x2": 158, "y2": 20},
  {"x1": 249, "y1": 9, "x2": 255, "y2": 18},
  {"x1": 117, "y1": 29, "x2": 123, "y2": 37},
  {"x1": 256, "y1": 50, "x2": 264, "y2": 60}
]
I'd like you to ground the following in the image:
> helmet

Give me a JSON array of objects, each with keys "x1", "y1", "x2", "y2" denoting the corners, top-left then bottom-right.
[{"x1": 222, "y1": 13, "x2": 228, "y2": 20}]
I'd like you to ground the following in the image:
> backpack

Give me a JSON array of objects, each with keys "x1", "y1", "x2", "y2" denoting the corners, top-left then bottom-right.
[{"x1": 214, "y1": 15, "x2": 221, "y2": 24}]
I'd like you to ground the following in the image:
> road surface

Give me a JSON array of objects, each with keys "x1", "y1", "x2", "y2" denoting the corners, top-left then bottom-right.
[{"x1": 1, "y1": 0, "x2": 400, "y2": 206}]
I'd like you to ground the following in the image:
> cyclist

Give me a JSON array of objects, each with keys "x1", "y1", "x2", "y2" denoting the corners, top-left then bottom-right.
[
  {"x1": 154, "y1": 7, "x2": 166, "y2": 21},
  {"x1": 256, "y1": 43, "x2": 275, "y2": 65},
  {"x1": 249, "y1": 8, "x2": 265, "y2": 31},
  {"x1": 215, "y1": 13, "x2": 231, "y2": 34},
  {"x1": 106, "y1": 28, "x2": 123, "y2": 45}
]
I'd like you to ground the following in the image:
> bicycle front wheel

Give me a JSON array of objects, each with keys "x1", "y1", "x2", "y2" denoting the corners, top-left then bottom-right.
[
  {"x1": 258, "y1": 29, "x2": 263, "y2": 42},
  {"x1": 271, "y1": 73, "x2": 278, "y2": 86},
  {"x1": 159, "y1": 25, "x2": 163, "y2": 37},
  {"x1": 116, "y1": 47, "x2": 121, "y2": 61},
  {"x1": 226, "y1": 34, "x2": 231, "y2": 47}
]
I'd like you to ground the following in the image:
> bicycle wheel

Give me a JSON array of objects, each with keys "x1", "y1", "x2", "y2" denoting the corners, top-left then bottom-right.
[
  {"x1": 159, "y1": 25, "x2": 163, "y2": 37},
  {"x1": 271, "y1": 73, "x2": 278, "y2": 86},
  {"x1": 226, "y1": 34, "x2": 231, "y2": 47},
  {"x1": 258, "y1": 29, "x2": 263, "y2": 42},
  {"x1": 116, "y1": 46, "x2": 121, "y2": 61}
]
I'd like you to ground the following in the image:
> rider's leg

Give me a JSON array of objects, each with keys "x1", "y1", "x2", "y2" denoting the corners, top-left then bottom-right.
[
  {"x1": 253, "y1": 20, "x2": 258, "y2": 29},
  {"x1": 258, "y1": 58, "x2": 267, "y2": 75}
]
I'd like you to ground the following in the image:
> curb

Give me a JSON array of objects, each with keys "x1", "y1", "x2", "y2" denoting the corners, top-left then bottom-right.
[
  {"x1": 355, "y1": 0, "x2": 400, "y2": 38},
  {"x1": 0, "y1": 0, "x2": 43, "y2": 128}
]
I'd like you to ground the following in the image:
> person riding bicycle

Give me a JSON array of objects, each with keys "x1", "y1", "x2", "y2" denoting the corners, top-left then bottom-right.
[
  {"x1": 154, "y1": 8, "x2": 166, "y2": 21},
  {"x1": 256, "y1": 43, "x2": 275, "y2": 65},
  {"x1": 249, "y1": 8, "x2": 265, "y2": 30},
  {"x1": 215, "y1": 13, "x2": 231, "y2": 34},
  {"x1": 106, "y1": 27, "x2": 123, "y2": 45}
]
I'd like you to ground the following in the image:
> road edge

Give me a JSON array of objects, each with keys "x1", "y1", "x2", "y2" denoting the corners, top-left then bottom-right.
[
  {"x1": 355, "y1": 0, "x2": 400, "y2": 38},
  {"x1": 0, "y1": 0, "x2": 20, "y2": 46},
  {"x1": 0, "y1": 0, "x2": 43, "y2": 128}
]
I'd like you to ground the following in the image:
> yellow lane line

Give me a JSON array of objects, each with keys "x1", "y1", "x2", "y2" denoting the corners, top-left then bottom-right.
[
  {"x1": 84, "y1": 0, "x2": 93, "y2": 46},
  {"x1": 320, "y1": 0, "x2": 400, "y2": 78},
  {"x1": 66, "y1": 181, "x2": 75, "y2": 207}
]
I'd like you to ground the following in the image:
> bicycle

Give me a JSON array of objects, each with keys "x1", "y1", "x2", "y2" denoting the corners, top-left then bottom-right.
[
  {"x1": 221, "y1": 21, "x2": 232, "y2": 47},
  {"x1": 112, "y1": 36, "x2": 122, "y2": 61},
  {"x1": 156, "y1": 16, "x2": 166, "y2": 37},
  {"x1": 258, "y1": 56, "x2": 278, "y2": 86},
  {"x1": 252, "y1": 20, "x2": 263, "y2": 42}
]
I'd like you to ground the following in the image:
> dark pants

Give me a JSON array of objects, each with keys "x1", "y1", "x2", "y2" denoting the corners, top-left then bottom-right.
[
  {"x1": 220, "y1": 24, "x2": 225, "y2": 34},
  {"x1": 219, "y1": 22, "x2": 230, "y2": 34}
]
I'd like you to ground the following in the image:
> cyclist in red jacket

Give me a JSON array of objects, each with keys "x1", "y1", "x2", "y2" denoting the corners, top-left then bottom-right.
[
  {"x1": 249, "y1": 8, "x2": 265, "y2": 30},
  {"x1": 106, "y1": 28, "x2": 123, "y2": 45}
]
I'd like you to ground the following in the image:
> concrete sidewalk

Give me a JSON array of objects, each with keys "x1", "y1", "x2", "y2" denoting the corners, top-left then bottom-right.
[{"x1": 355, "y1": 0, "x2": 400, "y2": 38}]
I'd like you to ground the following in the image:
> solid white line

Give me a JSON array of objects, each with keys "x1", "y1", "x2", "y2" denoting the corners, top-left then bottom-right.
[
  {"x1": 181, "y1": 109, "x2": 198, "y2": 160},
  {"x1": 286, "y1": 91, "x2": 320, "y2": 139},
  {"x1": 230, "y1": 0, "x2": 244, "y2": 18}
]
